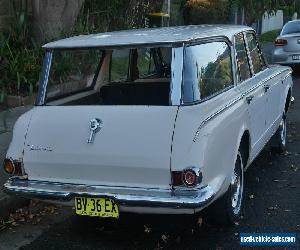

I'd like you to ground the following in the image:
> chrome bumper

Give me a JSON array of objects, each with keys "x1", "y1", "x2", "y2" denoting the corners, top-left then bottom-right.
[{"x1": 4, "y1": 177, "x2": 215, "y2": 211}]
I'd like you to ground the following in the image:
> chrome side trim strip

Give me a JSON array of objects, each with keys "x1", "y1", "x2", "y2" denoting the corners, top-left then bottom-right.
[
  {"x1": 4, "y1": 178, "x2": 215, "y2": 210},
  {"x1": 193, "y1": 69, "x2": 288, "y2": 142},
  {"x1": 193, "y1": 95, "x2": 243, "y2": 142},
  {"x1": 282, "y1": 70, "x2": 292, "y2": 81}
]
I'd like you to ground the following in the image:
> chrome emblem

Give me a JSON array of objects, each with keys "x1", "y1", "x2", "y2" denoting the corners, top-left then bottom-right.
[
  {"x1": 87, "y1": 118, "x2": 103, "y2": 144},
  {"x1": 29, "y1": 145, "x2": 53, "y2": 152}
]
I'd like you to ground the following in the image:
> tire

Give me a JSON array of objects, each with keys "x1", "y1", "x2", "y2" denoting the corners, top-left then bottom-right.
[
  {"x1": 206, "y1": 150, "x2": 244, "y2": 225},
  {"x1": 272, "y1": 113, "x2": 287, "y2": 154}
]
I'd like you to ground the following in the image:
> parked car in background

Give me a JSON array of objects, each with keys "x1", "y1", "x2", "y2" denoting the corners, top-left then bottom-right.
[
  {"x1": 273, "y1": 20, "x2": 300, "y2": 66},
  {"x1": 3, "y1": 25, "x2": 293, "y2": 225}
]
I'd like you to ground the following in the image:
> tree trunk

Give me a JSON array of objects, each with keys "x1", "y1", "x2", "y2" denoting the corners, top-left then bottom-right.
[{"x1": 31, "y1": 0, "x2": 84, "y2": 44}]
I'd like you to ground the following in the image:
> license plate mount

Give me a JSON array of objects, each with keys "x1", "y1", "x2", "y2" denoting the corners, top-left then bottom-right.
[{"x1": 75, "y1": 197, "x2": 119, "y2": 218}]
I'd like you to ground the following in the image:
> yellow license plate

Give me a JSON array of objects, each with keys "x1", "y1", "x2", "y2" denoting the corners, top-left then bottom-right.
[{"x1": 75, "y1": 197, "x2": 119, "y2": 218}]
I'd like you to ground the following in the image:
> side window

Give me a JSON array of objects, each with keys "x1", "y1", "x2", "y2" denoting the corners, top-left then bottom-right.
[
  {"x1": 246, "y1": 33, "x2": 264, "y2": 74},
  {"x1": 235, "y1": 33, "x2": 251, "y2": 82},
  {"x1": 110, "y1": 49, "x2": 129, "y2": 82},
  {"x1": 183, "y1": 41, "x2": 234, "y2": 103},
  {"x1": 137, "y1": 48, "x2": 156, "y2": 77}
]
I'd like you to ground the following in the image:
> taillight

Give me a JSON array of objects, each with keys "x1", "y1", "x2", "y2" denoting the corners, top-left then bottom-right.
[
  {"x1": 172, "y1": 167, "x2": 202, "y2": 188},
  {"x1": 3, "y1": 159, "x2": 15, "y2": 175},
  {"x1": 275, "y1": 39, "x2": 288, "y2": 46},
  {"x1": 182, "y1": 169, "x2": 198, "y2": 187},
  {"x1": 3, "y1": 158, "x2": 23, "y2": 176}
]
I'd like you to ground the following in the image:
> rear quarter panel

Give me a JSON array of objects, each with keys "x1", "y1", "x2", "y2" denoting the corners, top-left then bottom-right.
[
  {"x1": 280, "y1": 67, "x2": 293, "y2": 110},
  {"x1": 171, "y1": 87, "x2": 251, "y2": 198}
]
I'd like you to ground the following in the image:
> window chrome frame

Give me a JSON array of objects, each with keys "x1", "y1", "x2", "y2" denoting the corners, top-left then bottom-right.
[
  {"x1": 233, "y1": 32, "x2": 252, "y2": 84},
  {"x1": 36, "y1": 50, "x2": 52, "y2": 106},
  {"x1": 170, "y1": 47, "x2": 183, "y2": 105},
  {"x1": 243, "y1": 31, "x2": 268, "y2": 78}
]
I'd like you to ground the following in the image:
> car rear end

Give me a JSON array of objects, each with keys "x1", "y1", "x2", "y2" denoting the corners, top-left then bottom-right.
[
  {"x1": 273, "y1": 20, "x2": 300, "y2": 65},
  {"x1": 3, "y1": 39, "x2": 214, "y2": 217}
]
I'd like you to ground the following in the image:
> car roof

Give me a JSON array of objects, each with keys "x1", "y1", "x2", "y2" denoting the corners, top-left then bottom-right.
[{"x1": 43, "y1": 25, "x2": 253, "y2": 49}]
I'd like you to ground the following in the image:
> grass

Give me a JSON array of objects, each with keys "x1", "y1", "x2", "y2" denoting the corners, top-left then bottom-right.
[{"x1": 259, "y1": 29, "x2": 281, "y2": 44}]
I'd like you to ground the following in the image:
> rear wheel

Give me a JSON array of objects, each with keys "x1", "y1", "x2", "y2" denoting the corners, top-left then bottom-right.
[
  {"x1": 272, "y1": 113, "x2": 287, "y2": 153},
  {"x1": 207, "y1": 150, "x2": 244, "y2": 225}
]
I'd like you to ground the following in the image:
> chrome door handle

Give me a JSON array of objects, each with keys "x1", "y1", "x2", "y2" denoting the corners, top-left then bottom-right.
[
  {"x1": 246, "y1": 95, "x2": 254, "y2": 104},
  {"x1": 263, "y1": 84, "x2": 270, "y2": 92}
]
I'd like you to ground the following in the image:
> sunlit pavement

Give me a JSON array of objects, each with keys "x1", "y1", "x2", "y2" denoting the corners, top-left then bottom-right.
[{"x1": 0, "y1": 45, "x2": 299, "y2": 250}]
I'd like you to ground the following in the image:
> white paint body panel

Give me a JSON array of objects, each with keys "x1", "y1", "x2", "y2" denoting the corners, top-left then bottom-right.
[
  {"x1": 171, "y1": 87, "x2": 250, "y2": 197},
  {"x1": 21, "y1": 106, "x2": 178, "y2": 189}
]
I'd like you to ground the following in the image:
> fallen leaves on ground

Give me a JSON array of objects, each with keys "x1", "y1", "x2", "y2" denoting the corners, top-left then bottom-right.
[
  {"x1": 291, "y1": 164, "x2": 298, "y2": 172},
  {"x1": 267, "y1": 205, "x2": 279, "y2": 211},
  {"x1": 161, "y1": 234, "x2": 169, "y2": 243},
  {"x1": 144, "y1": 224, "x2": 151, "y2": 234},
  {"x1": 0, "y1": 201, "x2": 59, "y2": 232}
]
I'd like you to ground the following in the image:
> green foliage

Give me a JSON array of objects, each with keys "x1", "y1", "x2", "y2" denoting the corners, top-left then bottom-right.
[
  {"x1": 230, "y1": 0, "x2": 294, "y2": 24},
  {"x1": 259, "y1": 29, "x2": 281, "y2": 44},
  {"x1": 0, "y1": 0, "x2": 42, "y2": 100},
  {"x1": 281, "y1": 0, "x2": 299, "y2": 18},
  {"x1": 72, "y1": 0, "x2": 163, "y2": 35},
  {"x1": 183, "y1": 0, "x2": 231, "y2": 25}
]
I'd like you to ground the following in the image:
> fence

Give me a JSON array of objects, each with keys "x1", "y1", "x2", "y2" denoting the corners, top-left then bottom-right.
[{"x1": 261, "y1": 10, "x2": 284, "y2": 34}]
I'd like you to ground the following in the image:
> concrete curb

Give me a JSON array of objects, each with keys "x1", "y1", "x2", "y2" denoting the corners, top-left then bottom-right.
[{"x1": 0, "y1": 194, "x2": 30, "y2": 220}]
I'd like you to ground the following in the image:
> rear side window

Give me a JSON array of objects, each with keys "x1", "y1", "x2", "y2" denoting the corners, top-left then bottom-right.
[
  {"x1": 235, "y1": 33, "x2": 251, "y2": 82},
  {"x1": 246, "y1": 33, "x2": 264, "y2": 74},
  {"x1": 183, "y1": 41, "x2": 233, "y2": 103}
]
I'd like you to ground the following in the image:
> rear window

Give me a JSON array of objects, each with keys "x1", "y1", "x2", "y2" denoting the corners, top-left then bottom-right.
[
  {"x1": 47, "y1": 49, "x2": 103, "y2": 100},
  {"x1": 41, "y1": 46, "x2": 172, "y2": 106},
  {"x1": 282, "y1": 21, "x2": 300, "y2": 35}
]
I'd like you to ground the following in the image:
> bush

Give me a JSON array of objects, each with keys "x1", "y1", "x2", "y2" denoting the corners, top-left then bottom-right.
[
  {"x1": 0, "y1": 0, "x2": 42, "y2": 101},
  {"x1": 182, "y1": 0, "x2": 230, "y2": 25},
  {"x1": 259, "y1": 29, "x2": 281, "y2": 44},
  {"x1": 72, "y1": 0, "x2": 164, "y2": 35}
]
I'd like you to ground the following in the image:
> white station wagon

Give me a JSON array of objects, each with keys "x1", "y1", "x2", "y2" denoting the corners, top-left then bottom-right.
[{"x1": 3, "y1": 25, "x2": 293, "y2": 225}]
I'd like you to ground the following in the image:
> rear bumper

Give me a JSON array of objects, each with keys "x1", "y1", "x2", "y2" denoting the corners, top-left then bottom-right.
[
  {"x1": 272, "y1": 48, "x2": 300, "y2": 65},
  {"x1": 4, "y1": 177, "x2": 215, "y2": 214}
]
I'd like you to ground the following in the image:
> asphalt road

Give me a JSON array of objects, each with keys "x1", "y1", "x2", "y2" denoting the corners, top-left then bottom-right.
[{"x1": 1, "y1": 53, "x2": 300, "y2": 249}]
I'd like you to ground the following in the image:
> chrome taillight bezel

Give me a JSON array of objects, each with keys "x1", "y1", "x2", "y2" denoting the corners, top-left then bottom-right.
[{"x1": 172, "y1": 167, "x2": 203, "y2": 188}]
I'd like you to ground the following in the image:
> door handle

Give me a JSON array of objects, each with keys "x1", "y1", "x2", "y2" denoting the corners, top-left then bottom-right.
[
  {"x1": 263, "y1": 84, "x2": 270, "y2": 92},
  {"x1": 246, "y1": 95, "x2": 254, "y2": 104}
]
